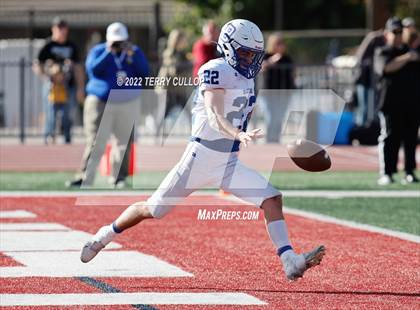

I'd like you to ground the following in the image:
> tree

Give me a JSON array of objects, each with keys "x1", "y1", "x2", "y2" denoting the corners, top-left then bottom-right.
[{"x1": 168, "y1": 0, "x2": 236, "y2": 40}]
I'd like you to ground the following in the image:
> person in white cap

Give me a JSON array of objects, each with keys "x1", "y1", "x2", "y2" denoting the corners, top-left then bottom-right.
[
  {"x1": 402, "y1": 17, "x2": 417, "y2": 45},
  {"x1": 66, "y1": 22, "x2": 149, "y2": 188}
]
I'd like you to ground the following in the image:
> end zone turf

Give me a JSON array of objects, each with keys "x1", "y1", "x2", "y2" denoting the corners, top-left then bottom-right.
[{"x1": 0, "y1": 195, "x2": 419, "y2": 309}]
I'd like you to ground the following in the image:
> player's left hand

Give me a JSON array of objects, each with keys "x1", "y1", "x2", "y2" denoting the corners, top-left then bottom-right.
[{"x1": 237, "y1": 128, "x2": 264, "y2": 147}]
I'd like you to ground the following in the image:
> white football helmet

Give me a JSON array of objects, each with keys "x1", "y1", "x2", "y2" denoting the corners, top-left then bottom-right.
[{"x1": 217, "y1": 19, "x2": 265, "y2": 79}]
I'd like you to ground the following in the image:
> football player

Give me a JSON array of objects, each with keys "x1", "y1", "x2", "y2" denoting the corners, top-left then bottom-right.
[{"x1": 81, "y1": 19, "x2": 325, "y2": 281}]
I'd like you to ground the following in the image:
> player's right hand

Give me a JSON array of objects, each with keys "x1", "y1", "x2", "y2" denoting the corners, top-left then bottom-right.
[{"x1": 237, "y1": 128, "x2": 264, "y2": 147}]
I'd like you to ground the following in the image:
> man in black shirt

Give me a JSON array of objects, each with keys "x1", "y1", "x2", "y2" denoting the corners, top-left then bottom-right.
[
  {"x1": 374, "y1": 17, "x2": 420, "y2": 185},
  {"x1": 34, "y1": 17, "x2": 85, "y2": 144},
  {"x1": 354, "y1": 29, "x2": 385, "y2": 126}
]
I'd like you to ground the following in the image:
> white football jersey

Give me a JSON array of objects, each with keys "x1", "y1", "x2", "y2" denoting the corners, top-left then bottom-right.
[{"x1": 192, "y1": 58, "x2": 256, "y2": 143}]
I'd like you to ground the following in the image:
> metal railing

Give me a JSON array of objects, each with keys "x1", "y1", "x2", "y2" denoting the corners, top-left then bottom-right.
[{"x1": 0, "y1": 61, "x2": 356, "y2": 142}]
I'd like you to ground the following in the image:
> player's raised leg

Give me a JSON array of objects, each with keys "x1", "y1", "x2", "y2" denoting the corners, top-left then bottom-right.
[
  {"x1": 80, "y1": 201, "x2": 153, "y2": 263},
  {"x1": 261, "y1": 195, "x2": 325, "y2": 280},
  {"x1": 81, "y1": 144, "x2": 205, "y2": 263}
]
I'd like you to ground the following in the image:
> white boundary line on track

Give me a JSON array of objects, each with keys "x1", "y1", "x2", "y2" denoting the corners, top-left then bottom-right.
[
  {"x1": 0, "y1": 190, "x2": 419, "y2": 198},
  {"x1": 283, "y1": 190, "x2": 420, "y2": 198},
  {"x1": 0, "y1": 292, "x2": 267, "y2": 306},
  {"x1": 221, "y1": 195, "x2": 420, "y2": 244}
]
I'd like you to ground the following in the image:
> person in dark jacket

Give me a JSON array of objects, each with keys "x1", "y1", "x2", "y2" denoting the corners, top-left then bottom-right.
[
  {"x1": 375, "y1": 17, "x2": 420, "y2": 185},
  {"x1": 354, "y1": 29, "x2": 385, "y2": 126}
]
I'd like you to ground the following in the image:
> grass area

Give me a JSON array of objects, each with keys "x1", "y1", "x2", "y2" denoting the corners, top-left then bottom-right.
[
  {"x1": 284, "y1": 197, "x2": 420, "y2": 235},
  {"x1": 268, "y1": 171, "x2": 420, "y2": 190},
  {"x1": 0, "y1": 171, "x2": 419, "y2": 191},
  {"x1": 0, "y1": 171, "x2": 165, "y2": 191}
]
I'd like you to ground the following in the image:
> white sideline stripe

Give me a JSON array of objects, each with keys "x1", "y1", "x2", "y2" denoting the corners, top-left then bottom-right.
[
  {"x1": 0, "y1": 231, "x2": 121, "y2": 251},
  {"x1": 0, "y1": 190, "x2": 232, "y2": 197},
  {"x1": 220, "y1": 195, "x2": 420, "y2": 243},
  {"x1": 0, "y1": 223, "x2": 69, "y2": 231},
  {"x1": 283, "y1": 207, "x2": 420, "y2": 244},
  {"x1": 0, "y1": 210, "x2": 36, "y2": 218},
  {"x1": 282, "y1": 190, "x2": 420, "y2": 198},
  {"x1": 219, "y1": 190, "x2": 419, "y2": 199},
  {"x1": 1, "y1": 190, "x2": 419, "y2": 198},
  {"x1": 0, "y1": 292, "x2": 266, "y2": 306}
]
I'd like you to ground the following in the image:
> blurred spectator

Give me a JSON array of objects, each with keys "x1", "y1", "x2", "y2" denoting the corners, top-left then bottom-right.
[
  {"x1": 192, "y1": 20, "x2": 219, "y2": 78},
  {"x1": 66, "y1": 22, "x2": 149, "y2": 188},
  {"x1": 402, "y1": 17, "x2": 416, "y2": 43},
  {"x1": 34, "y1": 17, "x2": 85, "y2": 144},
  {"x1": 374, "y1": 17, "x2": 420, "y2": 185},
  {"x1": 354, "y1": 28, "x2": 385, "y2": 126},
  {"x1": 261, "y1": 32, "x2": 295, "y2": 143},
  {"x1": 407, "y1": 30, "x2": 420, "y2": 50},
  {"x1": 155, "y1": 29, "x2": 192, "y2": 140}
]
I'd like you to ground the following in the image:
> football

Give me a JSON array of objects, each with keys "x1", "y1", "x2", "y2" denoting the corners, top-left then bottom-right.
[{"x1": 287, "y1": 139, "x2": 331, "y2": 172}]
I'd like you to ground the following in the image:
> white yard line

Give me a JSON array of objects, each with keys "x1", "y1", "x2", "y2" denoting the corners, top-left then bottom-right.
[
  {"x1": 0, "y1": 210, "x2": 36, "y2": 218},
  {"x1": 0, "y1": 223, "x2": 69, "y2": 231},
  {"x1": 0, "y1": 212, "x2": 192, "y2": 278},
  {"x1": 0, "y1": 190, "x2": 155, "y2": 197},
  {"x1": 0, "y1": 190, "x2": 419, "y2": 198},
  {"x1": 0, "y1": 292, "x2": 266, "y2": 306},
  {"x1": 281, "y1": 190, "x2": 420, "y2": 198}
]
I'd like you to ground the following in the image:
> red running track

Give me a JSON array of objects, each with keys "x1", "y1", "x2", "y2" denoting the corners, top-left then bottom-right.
[
  {"x1": 0, "y1": 143, "x2": 389, "y2": 172},
  {"x1": 0, "y1": 196, "x2": 419, "y2": 309}
]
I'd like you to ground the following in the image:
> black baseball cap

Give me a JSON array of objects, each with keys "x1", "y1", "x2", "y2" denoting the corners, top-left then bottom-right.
[
  {"x1": 52, "y1": 16, "x2": 68, "y2": 27},
  {"x1": 385, "y1": 17, "x2": 402, "y2": 32}
]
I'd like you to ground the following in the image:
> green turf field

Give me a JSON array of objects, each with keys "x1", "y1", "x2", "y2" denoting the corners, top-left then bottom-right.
[
  {"x1": 1, "y1": 171, "x2": 418, "y2": 235},
  {"x1": 1, "y1": 171, "x2": 419, "y2": 191},
  {"x1": 284, "y1": 197, "x2": 420, "y2": 235}
]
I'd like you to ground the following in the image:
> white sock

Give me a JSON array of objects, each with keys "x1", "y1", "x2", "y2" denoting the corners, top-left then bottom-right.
[
  {"x1": 266, "y1": 220, "x2": 295, "y2": 258},
  {"x1": 93, "y1": 224, "x2": 116, "y2": 246}
]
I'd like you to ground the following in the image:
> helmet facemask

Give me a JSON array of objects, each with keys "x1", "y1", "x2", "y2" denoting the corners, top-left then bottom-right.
[{"x1": 219, "y1": 36, "x2": 265, "y2": 79}]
